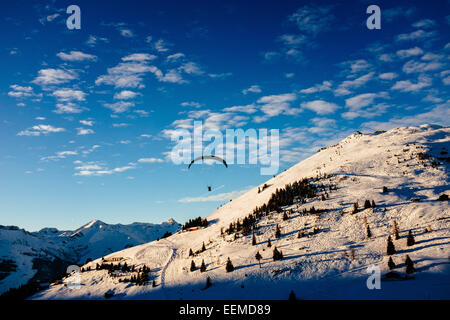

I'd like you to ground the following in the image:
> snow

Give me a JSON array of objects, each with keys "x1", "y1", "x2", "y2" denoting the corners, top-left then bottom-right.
[
  {"x1": 0, "y1": 219, "x2": 180, "y2": 295},
  {"x1": 30, "y1": 124, "x2": 450, "y2": 299}
]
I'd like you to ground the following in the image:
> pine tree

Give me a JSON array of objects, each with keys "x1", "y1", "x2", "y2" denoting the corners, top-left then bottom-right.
[
  {"x1": 387, "y1": 235, "x2": 396, "y2": 255},
  {"x1": 255, "y1": 251, "x2": 262, "y2": 268},
  {"x1": 189, "y1": 248, "x2": 194, "y2": 257},
  {"x1": 388, "y1": 257, "x2": 396, "y2": 270},
  {"x1": 352, "y1": 202, "x2": 359, "y2": 214},
  {"x1": 371, "y1": 200, "x2": 376, "y2": 208},
  {"x1": 405, "y1": 255, "x2": 415, "y2": 274},
  {"x1": 190, "y1": 260, "x2": 196, "y2": 272},
  {"x1": 288, "y1": 290, "x2": 297, "y2": 300},
  {"x1": 275, "y1": 224, "x2": 281, "y2": 239},
  {"x1": 200, "y1": 259, "x2": 206, "y2": 272},
  {"x1": 364, "y1": 199, "x2": 371, "y2": 209},
  {"x1": 267, "y1": 238, "x2": 272, "y2": 248},
  {"x1": 393, "y1": 221, "x2": 400, "y2": 240},
  {"x1": 225, "y1": 257, "x2": 234, "y2": 272},
  {"x1": 366, "y1": 225, "x2": 372, "y2": 239},
  {"x1": 407, "y1": 230, "x2": 415, "y2": 246},
  {"x1": 273, "y1": 247, "x2": 283, "y2": 261},
  {"x1": 122, "y1": 262, "x2": 128, "y2": 272},
  {"x1": 252, "y1": 232, "x2": 257, "y2": 246},
  {"x1": 201, "y1": 242, "x2": 206, "y2": 252},
  {"x1": 205, "y1": 276, "x2": 212, "y2": 289},
  {"x1": 283, "y1": 212, "x2": 289, "y2": 220},
  {"x1": 382, "y1": 186, "x2": 388, "y2": 193},
  {"x1": 152, "y1": 280, "x2": 156, "y2": 287}
]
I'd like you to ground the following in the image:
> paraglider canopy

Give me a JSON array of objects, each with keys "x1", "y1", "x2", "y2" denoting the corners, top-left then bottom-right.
[
  {"x1": 187, "y1": 155, "x2": 228, "y2": 169},
  {"x1": 187, "y1": 155, "x2": 228, "y2": 192}
]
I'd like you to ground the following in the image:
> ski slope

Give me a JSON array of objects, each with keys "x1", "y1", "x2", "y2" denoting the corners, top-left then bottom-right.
[{"x1": 32, "y1": 124, "x2": 450, "y2": 300}]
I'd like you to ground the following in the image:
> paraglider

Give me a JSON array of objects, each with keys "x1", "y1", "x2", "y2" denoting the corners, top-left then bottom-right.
[
  {"x1": 188, "y1": 155, "x2": 228, "y2": 191},
  {"x1": 188, "y1": 155, "x2": 228, "y2": 169}
]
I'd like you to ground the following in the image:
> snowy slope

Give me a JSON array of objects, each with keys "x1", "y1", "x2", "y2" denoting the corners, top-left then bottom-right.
[
  {"x1": 0, "y1": 219, "x2": 180, "y2": 295},
  {"x1": 33, "y1": 124, "x2": 450, "y2": 300}
]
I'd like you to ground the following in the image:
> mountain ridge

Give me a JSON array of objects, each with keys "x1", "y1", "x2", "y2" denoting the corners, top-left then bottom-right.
[{"x1": 32, "y1": 123, "x2": 450, "y2": 300}]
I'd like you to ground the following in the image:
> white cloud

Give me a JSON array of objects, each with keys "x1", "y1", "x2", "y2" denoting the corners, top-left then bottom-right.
[
  {"x1": 391, "y1": 74, "x2": 432, "y2": 92},
  {"x1": 112, "y1": 123, "x2": 130, "y2": 128},
  {"x1": 95, "y1": 61, "x2": 155, "y2": 88},
  {"x1": 104, "y1": 101, "x2": 135, "y2": 113},
  {"x1": 120, "y1": 28, "x2": 134, "y2": 38},
  {"x1": 396, "y1": 47, "x2": 423, "y2": 58},
  {"x1": 154, "y1": 39, "x2": 170, "y2": 52},
  {"x1": 18, "y1": 124, "x2": 66, "y2": 136},
  {"x1": 114, "y1": 90, "x2": 140, "y2": 100},
  {"x1": 288, "y1": 5, "x2": 334, "y2": 36},
  {"x1": 179, "y1": 62, "x2": 204, "y2": 75},
  {"x1": 74, "y1": 162, "x2": 135, "y2": 176},
  {"x1": 300, "y1": 80, "x2": 332, "y2": 94},
  {"x1": 379, "y1": 72, "x2": 398, "y2": 80},
  {"x1": 300, "y1": 100, "x2": 339, "y2": 115},
  {"x1": 80, "y1": 120, "x2": 94, "y2": 126},
  {"x1": 57, "y1": 51, "x2": 97, "y2": 62},
  {"x1": 138, "y1": 158, "x2": 164, "y2": 163},
  {"x1": 32, "y1": 68, "x2": 77, "y2": 86},
  {"x1": 278, "y1": 34, "x2": 307, "y2": 47},
  {"x1": 360, "y1": 102, "x2": 450, "y2": 131},
  {"x1": 242, "y1": 85, "x2": 262, "y2": 95},
  {"x1": 223, "y1": 104, "x2": 258, "y2": 114},
  {"x1": 86, "y1": 35, "x2": 109, "y2": 47},
  {"x1": 412, "y1": 19, "x2": 435, "y2": 29},
  {"x1": 347, "y1": 59, "x2": 371, "y2": 73},
  {"x1": 379, "y1": 53, "x2": 394, "y2": 62},
  {"x1": 402, "y1": 60, "x2": 442, "y2": 74},
  {"x1": 76, "y1": 127, "x2": 94, "y2": 135},
  {"x1": 396, "y1": 29, "x2": 435, "y2": 42},
  {"x1": 54, "y1": 102, "x2": 83, "y2": 114},
  {"x1": 134, "y1": 110, "x2": 149, "y2": 117},
  {"x1": 208, "y1": 72, "x2": 232, "y2": 79},
  {"x1": 8, "y1": 85, "x2": 37, "y2": 98},
  {"x1": 441, "y1": 70, "x2": 450, "y2": 85},
  {"x1": 334, "y1": 72, "x2": 374, "y2": 96},
  {"x1": 52, "y1": 88, "x2": 86, "y2": 101},
  {"x1": 181, "y1": 101, "x2": 202, "y2": 108},
  {"x1": 122, "y1": 53, "x2": 157, "y2": 62},
  {"x1": 167, "y1": 53, "x2": 185, "y2": 61},
  {"x1": 253, "y1": 93, "x2": 299, "y2": 122}
]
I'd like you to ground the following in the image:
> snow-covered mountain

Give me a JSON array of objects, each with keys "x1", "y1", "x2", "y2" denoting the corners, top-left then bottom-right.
[
  {"x1": 32, "y1": 124, "x2": 450, "y2": 299},
  {"x1": 0, "y1": 218, "x2": 181, "y2": 295}
]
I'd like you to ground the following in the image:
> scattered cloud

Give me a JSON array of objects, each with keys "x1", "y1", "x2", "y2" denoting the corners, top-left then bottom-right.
[
  {"x1": 300, "y1": 100, "x2": 339, "y2": 115},
  {"x1": 391, "y1": 74, "x2": 432, "y2": 92},
  {"x1": 114, "y1": 90, "x2": 140, "y2": 100},
  {"x1": 138, "y1": 158, "x2": 164, "y2": 163},
  {"x1": 52, "y1": 88, "x2": 86, "y2": 101},
  {"x1": 300, "y1": 81, "x2": 332, "y2": 94},
  {"x1": 396, "y1": 29, "x2": 436, "y2": 42},
  {"x1": 32, "y1": 68, "x2": 77, "y2": 86},
  {"x1": 396, "y1": 47, "x2": 423, "y2": 58},
  {"x1": 104, "y1": 101, "x2": 135, "y2": 113},
  {"x1": 18, "y1": 124, "x2": 65, "y2": 136},
  {"x1": 76, "y1": 127, "x2": 94, "y2": 135},
  {"x1": 57, "y1": 51, "x2": 97, "y2": 62},
  {"x1": 242, "y1": 85, "x2": 262, "y2": 95}
]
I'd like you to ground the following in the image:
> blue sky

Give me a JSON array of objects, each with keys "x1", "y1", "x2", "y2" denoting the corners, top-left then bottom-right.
[{"x1": 0, "y1": 0, "x2": 449, "y2": 231}]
